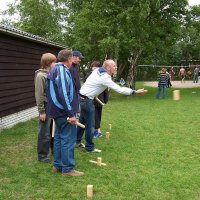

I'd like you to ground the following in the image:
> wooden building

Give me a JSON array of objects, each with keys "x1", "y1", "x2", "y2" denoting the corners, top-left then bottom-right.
[{"x1": 0, "y1": 25, "x2": 66, "y2": 130}]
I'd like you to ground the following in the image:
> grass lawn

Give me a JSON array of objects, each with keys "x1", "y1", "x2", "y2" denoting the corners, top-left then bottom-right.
[{"x1": 0, "y1": 82, "x2": 200, "y2": 200}]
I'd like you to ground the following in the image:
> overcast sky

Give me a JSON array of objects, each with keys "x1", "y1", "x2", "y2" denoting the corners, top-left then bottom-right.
[{"x1": 0, "y1": 0, "x2": 199, "y2": 12}]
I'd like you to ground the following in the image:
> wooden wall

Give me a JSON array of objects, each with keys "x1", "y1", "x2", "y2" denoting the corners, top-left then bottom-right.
[{"x1": 0, "y1": 32, "x2": 63, "y2": 118}]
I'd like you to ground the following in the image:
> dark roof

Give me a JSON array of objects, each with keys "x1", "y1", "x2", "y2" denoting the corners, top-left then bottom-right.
[{"x1": 0, "y1": 24, "x2": 67, "y2": 48}]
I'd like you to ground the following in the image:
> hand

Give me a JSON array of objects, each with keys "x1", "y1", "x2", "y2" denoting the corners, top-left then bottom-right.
[
  {"x1": 67, "y1": 116, "x2": 77, "y2": 124},
  {"x1": 39, "y1": 113, "x2": 46, "y2": 121},
  {"x1": 135, "y1": 88, "x2": 148, "y2": 94}
]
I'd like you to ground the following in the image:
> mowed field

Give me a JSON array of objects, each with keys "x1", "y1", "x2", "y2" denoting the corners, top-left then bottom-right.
[{"x1": 0, "y1": 82, "x2": 200, "y2": 200}]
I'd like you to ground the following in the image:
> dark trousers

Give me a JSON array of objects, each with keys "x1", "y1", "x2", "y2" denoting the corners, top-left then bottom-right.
[
  {"x1": 37, "y1": 116, "x2": 51, "y2": 160},
  {"x1": 95, "y1": 106, "x2": 102, "y2": 129},
  {"x1": 77, "y1": 98, "x2": 95, "y2": 151}
]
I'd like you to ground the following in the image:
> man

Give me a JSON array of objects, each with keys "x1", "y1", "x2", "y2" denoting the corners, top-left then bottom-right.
[
  {"x1": 179, "y1": 67, "x2": 186, "y2": 83},
  {"x1": 193, "y1": 67, "x2": 199, "y2": 83},
  {"x1": 76, "y1": 59, "x2": 147, "y2": 153},
  {"x1": 46, "y1": 49, "x2": 84, "y2": 177},
  {"x1": 35, "y1": 53, "x2": 56, "y2": 163},
  {"x1": 69, "y1": 51, "x2": 84, "y2": 114}
]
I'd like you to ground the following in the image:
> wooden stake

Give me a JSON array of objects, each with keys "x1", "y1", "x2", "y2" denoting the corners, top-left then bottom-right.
[
  {"x1": 173, "y1": 90, "x2": 180, "y2": 101},
  {"x1": 87, "y1": 185, "x2": 93, "y2": 198},
  {"x1": 108, "y1": 123, "x2": 112, "y2": 130}
]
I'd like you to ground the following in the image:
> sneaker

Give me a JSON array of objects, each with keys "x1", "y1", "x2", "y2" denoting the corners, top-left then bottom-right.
[
  {"x1": 52, "y1": 166, "x2": 61, "y2": 173},
  {"x1": 93, "y1": 131, "x2": 102, "y2": 138},
  {"x1": 38, "y1": 158, "x2": 51, "y2": 163},
  {"x1": 62, "y1": 170, "x2": 84, "y2": 177},
  {"x1": 98, "y1": 132, "x2": 103, "y2": 137},
  {"x1": 76, "y1": 143, "x2": 85, "y2": 148},
  {"x1": 87, "y1": 148, "x2": 102, "y2": 153}
]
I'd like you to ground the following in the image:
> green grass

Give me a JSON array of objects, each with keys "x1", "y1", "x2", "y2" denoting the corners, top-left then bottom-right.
[{"x1": 1, "y1": 82, "x2": 200, "y2": 200}]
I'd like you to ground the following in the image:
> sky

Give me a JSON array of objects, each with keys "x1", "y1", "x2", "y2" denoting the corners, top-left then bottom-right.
[{"x1": 0, "y1": 0, "x2": 199, "y2": 13}]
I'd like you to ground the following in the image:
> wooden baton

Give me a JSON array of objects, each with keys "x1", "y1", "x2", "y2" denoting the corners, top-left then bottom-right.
[
  {"x1": 67, "y1": 117, "x2": 85, "y2": 129},
  {"x1": 95, "y1": 97, "x2": 105, "y2": 106}
]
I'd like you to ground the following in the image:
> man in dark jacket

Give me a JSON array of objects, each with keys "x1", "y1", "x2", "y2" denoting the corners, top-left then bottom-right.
[{"x1": 69, "y1": 51, "x2": 84, "y2": 114}]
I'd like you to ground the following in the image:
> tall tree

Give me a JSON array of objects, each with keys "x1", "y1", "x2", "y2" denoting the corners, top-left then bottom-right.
[
  {"x1": 66, "y1": 0, "x2": 188, "y2": 87},
  {"x1": 1, "y1": 0, "x2": 69, "y2": 43}
]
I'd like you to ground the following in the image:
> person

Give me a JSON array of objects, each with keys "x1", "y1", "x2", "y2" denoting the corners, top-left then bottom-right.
[
  {"x1": 46, "y1": 49, "x2": 84, "y2": 177},
  {"x1": 166, "y1": 70, "x2": 172, "y2": 88},
  {"x1": 187, "y1": 69, "x2": 192, "y2": 80},
  {"x1": 76, "y1": 59, "x2": 147, "y2": 153},
  {"x1": 193, "y1": 67, "x2": 199, "y2": 83},
  {"x1": 156, "y1": 68, "x2": 168, "y2": 99},
  {"x1": 85, "y1": 61, "x2": 109, "y2": 138},
  {"x1": 169, "y1": 67, "x2": 175, "y2": 81},
  {"x1": 179, "y1": 67, "x2": 186, "y2": 83},
  {"x1": 35, "y1": 53, "x2": 56, "y2": 163},
  {"x1": 69, "y1": 50, "x2": 84, "y2": 114}
]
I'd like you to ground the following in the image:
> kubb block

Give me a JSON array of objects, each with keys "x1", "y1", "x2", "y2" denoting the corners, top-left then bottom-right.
[
  {"x1": 173, "y1": 90, "x2": 180, "y2": 101},
  {"x1": 87, "y1": 185, "x2": 93, "y2": 198},
  {"x1": 106, "y1": 131, "x2": 110, "y2": 139},
  {"x1": 97, "y1": 157, "x2": 102, "y2": 166}
]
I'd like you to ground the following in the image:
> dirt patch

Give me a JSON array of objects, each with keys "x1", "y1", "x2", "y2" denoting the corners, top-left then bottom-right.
[{"x1": 144, "y1": 81, "x2": 200, "y2": 88}]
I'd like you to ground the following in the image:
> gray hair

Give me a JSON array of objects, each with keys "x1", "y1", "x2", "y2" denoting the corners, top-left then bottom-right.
[{"x1": 57, "y1": 49, "x2": 73, "y2": 62}]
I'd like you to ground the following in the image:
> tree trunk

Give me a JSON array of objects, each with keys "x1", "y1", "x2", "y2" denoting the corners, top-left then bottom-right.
[{"x1": 126, "y1": 51, "x2": 142, "y2": 89}]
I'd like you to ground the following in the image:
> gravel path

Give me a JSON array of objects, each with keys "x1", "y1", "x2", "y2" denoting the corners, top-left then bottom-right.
[{"x1": 144, "y1": 80, "x2": 200, "y2": 88}]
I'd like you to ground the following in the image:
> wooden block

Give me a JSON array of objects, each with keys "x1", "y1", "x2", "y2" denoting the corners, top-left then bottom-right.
[
  {"x1": 89, "y1": 160, "x2": 97, "y2": 164},
  {"x1": 106, "y1": 132, "x2": 110, "y2": 139},
  {"x1": 108, "y1": 123, "x2": 112, "y2": 130},
  {"x1": 87, "y1": 185, "x2": 93, "y2": 198},
  {"x1": 97, "y1": 157, "x2": 102, "y2": 166},
  {"x1": 173, "y1": 90, "x2": 180, "y2": 101},
  {"x1": 89, "y1": 160, "x2": 106, "y2": 166}
]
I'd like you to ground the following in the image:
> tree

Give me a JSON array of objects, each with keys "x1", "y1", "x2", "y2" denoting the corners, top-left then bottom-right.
[
  {"x1": 1, "y1": 0, "x2": 69, "y2": 43},
  {"x1": 66, "y1": 0, "x2": 188, "y2": 87},
  {"x1": 1, "y1": 0, "x2": 192, "y2": 86}
]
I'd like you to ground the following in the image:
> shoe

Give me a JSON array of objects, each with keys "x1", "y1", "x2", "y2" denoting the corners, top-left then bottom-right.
[
  {"x1": 87, "y1": 148, "x2": 102, "y2": 153},
  {"x1": 38, "y1": 158, "x2": 51, "y2": 163},
  {"x1": 93, "y1": 131, "x2": 102, "y2": 138},
  {"x1": 76, "y1": 143, "x2": 85, "y2": 148},
  {"x1": 97, "y1": 132, "x2": 102, "y2": 137},
  {"x1": 52, "y1": 166, "x2": 61, "y2": 173},
  {"x1": 62, "y1": 170, "x2": 84, "y2": 177}
]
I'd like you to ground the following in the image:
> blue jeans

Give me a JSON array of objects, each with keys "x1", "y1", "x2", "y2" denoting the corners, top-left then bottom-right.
[
  {"x1": 193, "y1": 75, "x2": 198, "y2": 83},
  {"x1": 54, "y1": 117, "x2": 76, "y2": 173},
  {"x1": 77, "y1": 98, "x2": 95, "y2": 151},
  {"x1": 156, "y1": 84, "x2": 166, "y2": 99}
]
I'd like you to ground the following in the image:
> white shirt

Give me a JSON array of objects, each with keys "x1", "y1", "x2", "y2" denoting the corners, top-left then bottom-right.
[{"x1": 80, "y1": 68, "x2": 134, "y2": 99}]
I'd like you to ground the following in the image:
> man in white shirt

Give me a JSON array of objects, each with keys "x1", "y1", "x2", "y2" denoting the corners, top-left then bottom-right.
[{"x1": 76, "y1": 59, "x2": 147, "y2": 153}]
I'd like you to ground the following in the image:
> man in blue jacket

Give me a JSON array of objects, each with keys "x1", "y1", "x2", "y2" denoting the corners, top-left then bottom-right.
[{"x1": 46, "y1": 49, "x2": 84, "y2": 177}]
